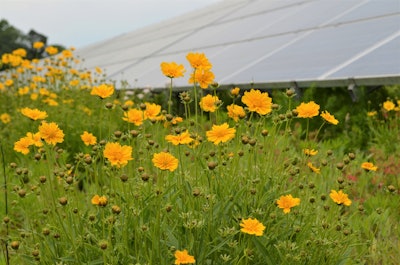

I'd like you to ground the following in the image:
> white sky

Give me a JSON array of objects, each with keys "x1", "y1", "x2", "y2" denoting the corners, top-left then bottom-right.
[{"x1": 1, "y1": 0, "x2": 222, "y2": 49}]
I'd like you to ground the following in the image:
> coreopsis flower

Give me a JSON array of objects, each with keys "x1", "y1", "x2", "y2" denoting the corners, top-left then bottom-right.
[
  {"x1": 295, "y1": 101, "x2": 320, "y2": 118},
  {"x1": 38, "y1": 122, "x2": 64, "y2": 145},
  {"x1": 90, "y1": 84, "x2": 114, "y2": 99},
  {"x1": 123, "y1": 109, "x2": 144, "y2": 126},
  {"x1": 303, "y1": 148, "x2": 318, "y2": 156},
  {"x1": 383, "y1": 100, "x2": 395, "y2": 111},
  {"x1": 5, "y1": 79, "x2": 14, "y2": 87},
  {"x1": 227, "y1": 104, "x2": 246, "y2": 122},
  {"x1": 91, "y1": 195, "x2": 108, "y2": 206},
  {"x1": 165, "y1": 131, "x2": 193, "y2": 145},
  {"x1": 241, "y1": 89, "x2": 272, "y2": 115},
  {"x1": 0, "y1": 113, "x2": 11, "y2": 124},
  {"x1": 188, "y1": 68, "x2": 215, "y2": 89},
  {"x1": 361, "y1": 162, "x2": 378, "y2": 171},
  {"x1": 33, "y1": 42, "x2": 44, "y2": 49},
  {"x1": 230, "y1": 87, "x2": 240, "y2": 96},
  {"x1": 45, "y1": 46, "x2": 58, "y2": 55},
  {"x1": 103, "y1": 142, "x2": 133, "y2": 168},
  {"x1": 186, "y1": 52, "x2": 212, "y2": 70},
  {"x1": 240, "y1": 217, "x2": 265, "y2": 236},
  {"x1": 152, "y1": 152, "x2": 179, "y2": 172},
  {"x1": 276, "y1": 194, "x2": 301, "y2": 214},
  {"x1": 124, "y1": 100, "x2": 134, "y2": 107},
  {"x1": 367, "y1": 111, "x2": 377, "y2": 117},
  {"x1": 174, "y1": 249, "x2": 195, "y2": 265},
  {"x1": 320, "y1": 110, "x2": 339, "y2": 125},
  {"x1": 160, "y1": 62, "x2": 185, "y2": 78},
  {"x1": 20, "y1": 107, "x2": 48, "y2": 121},
  {"x1": 30, "y1": 93, "x2": 39, "y2": 101},
  {"x1": 26, "y1": 132, "x2": 43, "y2": 147},
  {"x1": 42, "y1": 98, "x2": 59, "y2": 106},
  {"x1": 61, "y1": 49, "x2": 73, "y2": 58},
  {"x1": 14, "y1": 136, "x2": 33, "y2": 155},
  {"x1": 18, "y1": 86, "x2": 30, "y2": 96},
  {"x1": 199, "y1": 94, "x2": 219, "y2": 112},
  {"x1": 330, "y1": 190, "x2": 351, "y2": 206},
  {"x1": 80, "y1": 131, "x2": 97, "y2": 146},
  {"x1": 12, "y1": 48, "x2": 27, "y2": 57},
  {"x1": 143, "y1": 102, "x2": 161, "y2": 120},
  {"x1": 206, "y1": 123, "x2": 236, "y2": 145},
  {"x1": 307, "y1": 162, "x2": 320, "y2": 174}
]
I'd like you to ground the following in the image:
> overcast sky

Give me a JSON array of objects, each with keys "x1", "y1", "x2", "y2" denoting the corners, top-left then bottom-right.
[{"x1": 1, "y1": 0, "x2": 222, "y2": 49}]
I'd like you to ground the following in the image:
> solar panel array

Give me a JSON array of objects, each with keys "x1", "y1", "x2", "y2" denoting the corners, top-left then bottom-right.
[{"x1": 75, "y1": 0, "x2": 400, "y2": 90}]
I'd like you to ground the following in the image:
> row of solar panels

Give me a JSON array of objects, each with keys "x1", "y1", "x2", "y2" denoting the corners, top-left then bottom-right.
[{"x1": 75, "y1": 0, "x2": 400, "y2": 90}]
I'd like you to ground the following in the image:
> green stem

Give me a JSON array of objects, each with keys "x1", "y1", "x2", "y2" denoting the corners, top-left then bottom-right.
[
  {"x1": 0, "y1": 143, "x2": 9, "y2": 265},
  {"x1": 168, "y1": 78, "x2": 173, "y2": 114}
]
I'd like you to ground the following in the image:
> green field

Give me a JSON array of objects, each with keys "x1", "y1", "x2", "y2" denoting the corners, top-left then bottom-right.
[{"x1": 0, "y1": 48, "x2": 399, "y2": 264}]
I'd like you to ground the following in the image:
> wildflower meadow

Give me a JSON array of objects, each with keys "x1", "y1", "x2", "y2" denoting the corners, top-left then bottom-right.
[{"x1": 0, "y1": 46, "x2": 399, "y2": 265}]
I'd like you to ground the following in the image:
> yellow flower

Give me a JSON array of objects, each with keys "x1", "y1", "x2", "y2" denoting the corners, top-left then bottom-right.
[
  {"x1": 26, "y1": 132, "x2": 43, "y2": 147},
  {"x1": 5, "y1": 79, "x2": 14, "y2": 87},
  {"x1": 91, "y1": 195, "x2": 108, "y2": 207},
  {"x1": 38, "y1": 122, "x2": 64, "y2": 145},
  {"x1": 165, "y1": 131, "x2": 193, "y2": 145},
  {"x1": 307, "y1": 162, "x2": 320, "y2": 174},
  {"x1": 69, "y1": 79, "x2": 80, "y2": 86},
  {"x1": 206, "y1": 123, "x2": 236, "y2": 145},
  {"x1": 18, "y1": 86, "x2": 30, "y2": 95},
  {"x1": 230, "y1": 87, "x2": 240, "y2": 96},
  {"x1": 124, "y1": 100, "x2": 134, "y2": 107},
  {"x1": 33, "y1": 42, "x2": 44, "y2": 49},
  {"x1": 295, "y1": 101, "x2": 320, "y2": 118},
  {"x1": 383, "y1": 100, "x2": 395, "y2": 111},
  {"x1": 277, "y1": 194, "x2": 301, "y2": 214},
  {"x1": 123, "y1": 109, "x2": 144, "y2": 126},
  {"x1": 240, "y1": 217, "x2": 265, "y2": 236},
  {"x1": 367, "y1": 111, "x2": 377, "y2": 117},
  {"x1": 160, "y1": 62, "x2": 185, "y2": 78},
  {"x1": 12, "y1": 48, "x2": 27, "y2": 57},
  {"x1": 320, "y1": 110, "x2": 339, "y2": 125},
  {"x1": 61, "y1": 49, "x2": 73, "y2": 58},
  {"x1": 174, "y1": 249, "x2": 195, "y2": 265},
  {"x1": 361, "y1": 162, "x2": 378, "y2": 171},
  {"x1": 188, "y1": 68, "x2": 215, "y2": 89},
  {"x1": 45, "y1": 46, "x2": 58, "y2": 55},
  {"x1": 199, "y1": 94, "x2": 219, "y2": 112},
  {"x1": 152, "y1": 152, "x2": 179, "y2": 172},
  {"x1": 186, "y1": 52, "x2": 212, "y2": 70},
  {"x1": 42, "y1": 98, "x2": 59, "y2": 106},
  {"x1": 227, "y1": 104, "x2": 246, "y2": 122},
  {"x1": 241, "y1": 89, "x2": 272, "y2": 115},
  {"x1": 20, "y1": 107, "x2": 48, "y2": 121},
  {"x1": 144, "y1": 102, "x2": 161, "y2": 120},
  {"x1": 103, "y1": 142, "x2": 133, "y2": 168},
  {"x1": 330, "y1": 190, "x2": 351, "y2": 206},
  {"x1": 90, "y1": 84, "x2": 114, "y2": 99},
  {"x1": 80, "y1": 131, "x2": 97, "y2": 146},
  {"x1": 14, "y1": 136, "x2": 33, "y2": 155},
  {"x1": 303, "y1": 148, "x2": 318, "y2": 156},
  {"x1": 1, "y1": 113, "x2": 11, "y2": 124}
]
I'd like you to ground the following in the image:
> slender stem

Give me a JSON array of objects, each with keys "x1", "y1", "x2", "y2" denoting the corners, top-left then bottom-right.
[
  {"x1": 192, "y1": 69, "x2": 198, "y2": 128},
  {"x1": 168, "y1": 78, "x2": 173, "y2": 114},
  {"x1": 314, "y1": 121, "x2": 326, "y2": 142},
  {"x1": 0, "y1": 144, "x2": 10, "y2": 265}
]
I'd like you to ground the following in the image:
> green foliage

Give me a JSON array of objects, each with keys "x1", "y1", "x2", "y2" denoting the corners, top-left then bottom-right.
[{"x1": 0, "y1": 49, "x2": 399, "y2": 265}]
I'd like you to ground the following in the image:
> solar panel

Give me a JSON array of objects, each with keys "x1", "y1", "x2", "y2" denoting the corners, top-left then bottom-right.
[{"x1": 75, "y1": 0, "x2": 400, "y2": 90}]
